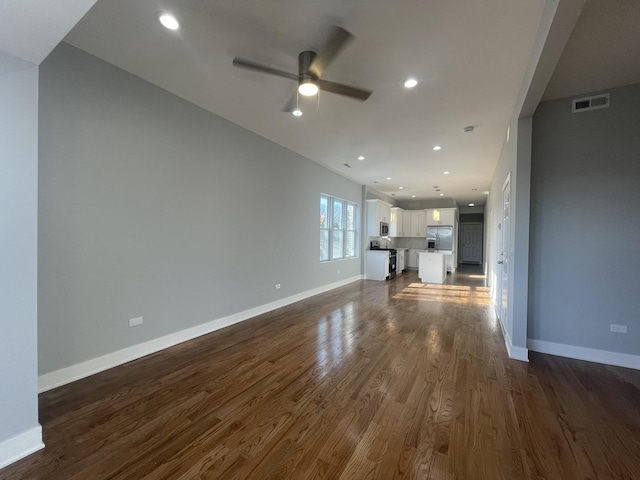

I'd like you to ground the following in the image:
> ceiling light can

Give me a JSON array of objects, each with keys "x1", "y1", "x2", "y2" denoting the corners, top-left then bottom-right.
[
  {"x1": 157, "y1": 12, "x2": 179, "y2": 30},
  {"x1": 404, "y1": 78, "x2": 418, "y2": 88}
]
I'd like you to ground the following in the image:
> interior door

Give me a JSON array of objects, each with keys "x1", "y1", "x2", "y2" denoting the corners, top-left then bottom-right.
[
  {"x1": 499, "y1": 175, "x2": 510, "y2": 330},
  {"x1": 460, "y1": 223, "x2": 483, "y2": 263}
]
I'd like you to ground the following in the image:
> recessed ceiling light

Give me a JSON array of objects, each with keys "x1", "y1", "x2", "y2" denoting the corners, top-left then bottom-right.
[
  {"x1": 404, "y1": 78, "x2": 418, "y2": 88},
  {"x1": 292, "y1": 109, "x2": 302, "y2": 117},
  {"x1": 483, "y1": 190, "x2": 489, "y2": 195},
  {"x1": 443, "y1": 171, "x2": 450, "y2": 175},
  {"x1": 398, "y1": 186, "x2": 404, "y2": 190},
  {"x1": 468, "y1": 203, "x2": 475, "y2": 207},
  {"x1": 439, "y1": 193, "x2": 444, "y2": 196},
  {"x1": 386, "y1": 177, "x2": 391, "y2": 180},
  {"x1": 433, "y1": 145, "x2": 442, "y2": 151},
  {"x1": 357, "y1": 155, "x2": 365, "y2": 160},
  {"x1": 412, "y1": 195, "x2": 416, "y2": 198},
  {"x1": 158, "y1": 12, "x2": 179, "y2": 30}
]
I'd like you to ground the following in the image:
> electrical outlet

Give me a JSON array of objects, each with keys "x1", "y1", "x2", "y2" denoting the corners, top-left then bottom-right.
[
  {"x1": 610, "y1": 324, "x2": 627, "y2": 334},
  {"x1": 129, "y1": 316, "x2": 143, "y2": 327},
  {"x1": 275, "y1": 284, "x2": 281, "y2": 289}
]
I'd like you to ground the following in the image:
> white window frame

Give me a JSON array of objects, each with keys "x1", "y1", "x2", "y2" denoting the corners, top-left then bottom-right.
[{"x1": 320, "y1": 194, "x2": 359, "y2": 262}]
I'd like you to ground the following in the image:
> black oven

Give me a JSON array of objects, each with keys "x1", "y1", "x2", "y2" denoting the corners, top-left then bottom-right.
[{"x1": 388, "y1": 251, "x2": 397, "y2": 279}]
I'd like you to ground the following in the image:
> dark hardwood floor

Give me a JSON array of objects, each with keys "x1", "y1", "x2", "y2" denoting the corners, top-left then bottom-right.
[{"x1": 2, "y1": 268, "x2": 640, "y2": 479}]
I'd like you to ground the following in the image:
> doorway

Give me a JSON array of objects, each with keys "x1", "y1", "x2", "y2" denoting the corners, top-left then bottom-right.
[{"x1": 460, "y1": 222, "x2": 483, "y2": 264}]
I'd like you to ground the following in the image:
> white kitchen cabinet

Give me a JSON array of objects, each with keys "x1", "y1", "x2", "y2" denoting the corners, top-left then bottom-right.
[
  {"x1": 445, "y1": 253, "x2": 455, "y2": 273},
  {"x1": 390, "y1": 207, "x2": 404, "y2": 237},
  {"x1": 397, "y1": 249, "x2": 405, "y2": 273},
  {"x1": 402, "y1": 212, "x2": 412, "y2": 238},
  {"x1": 366, "y1": 199, "x2": 392, "y2": 237},
  {"x1": 426, "y1": 208, "x2": 456, "y2": 226},
  {"x1": 410, "y1": 210, "x2": 427, "y2": 237},
  {"x1": 366, "y1": 250, "x2": 390, "y2": 281},
  {"x1": 419, "y1": 251, "x2": 446, "y2": 284},
  {"x1": 406, "y1": 248, "x2": 422, "y2": 269}
]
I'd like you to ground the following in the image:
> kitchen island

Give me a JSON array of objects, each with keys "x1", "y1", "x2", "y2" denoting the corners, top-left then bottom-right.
[{"x1": 418, "y1": 251, "x2": 446, "y2": 284}]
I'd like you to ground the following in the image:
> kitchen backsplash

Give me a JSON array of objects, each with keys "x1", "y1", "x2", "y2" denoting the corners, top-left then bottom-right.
[{"x1": 367, "y1": 236, "x2": 426, "y2": 250}]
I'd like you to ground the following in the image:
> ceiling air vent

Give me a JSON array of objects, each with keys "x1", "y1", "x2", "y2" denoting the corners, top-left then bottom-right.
[{"x1": 572, "y1": 93, "x2": 610, "y2": 113}]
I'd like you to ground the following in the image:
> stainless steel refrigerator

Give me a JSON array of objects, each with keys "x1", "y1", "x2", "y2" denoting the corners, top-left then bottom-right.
[{"x1": 426, "y1": 226, "x2": 453, "y2": 252}]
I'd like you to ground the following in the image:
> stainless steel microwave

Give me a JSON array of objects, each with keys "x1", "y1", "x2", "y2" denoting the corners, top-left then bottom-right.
[{"x1": 380, "y1": 222, "x2": 389, "y2": 236}]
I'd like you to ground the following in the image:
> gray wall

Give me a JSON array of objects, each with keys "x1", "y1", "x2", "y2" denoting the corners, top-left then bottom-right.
[
  {"x1": 396, "y1": 198, "x2": 458, "y2": 210},
  {"x1": 0, "y1": 52, "x2": 41, "y2": 450},
  {"x1": 38, "y1": 43, "x2": 362, "y2": 375},
  {"x1": 529, "y1": 83, "x2": 640, "y2": 354}
]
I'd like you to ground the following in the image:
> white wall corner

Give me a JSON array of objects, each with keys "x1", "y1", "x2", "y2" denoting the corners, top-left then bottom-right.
[
  {"x1": 497, "y1": 312, "x2": 529, "y2": 362},
  {"x1": 39, "y1": 275, "x2": 363, "y2": 393},
  {"x1": 528, "y1": 339, "x2": 640, "y2": 370},
  {"x1": 506, "y1": 341, "x2": 530, "y2": 362},
  {"x1": 0, "y1": 426, "x2": 44, "y2": 470}
]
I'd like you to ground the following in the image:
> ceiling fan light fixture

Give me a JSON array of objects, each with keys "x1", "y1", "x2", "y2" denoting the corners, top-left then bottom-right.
[{"x1": 298, "y1": 79, "x2": 319, "y2": 96}]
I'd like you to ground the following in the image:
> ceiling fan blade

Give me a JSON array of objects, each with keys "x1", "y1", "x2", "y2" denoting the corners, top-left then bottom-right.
[
  {"x1": 232, "y1": 57, "x2": 299, "y2": 82},
  {"x1": 308, "y1": 26, "x2": 354, "y2": 78},
  {"x1": 317, "y1": 79, "x2": 372, "y2": 100}
]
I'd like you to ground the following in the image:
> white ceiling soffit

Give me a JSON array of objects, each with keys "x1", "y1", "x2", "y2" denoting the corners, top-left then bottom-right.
[
  {"x1": 0, "y1": 0, "x2": 98, "y2": 65},
  {"x1": 542, "y1": 0, "x2": 640, "y2": 101},
  {"x1": 63, "y1": 0, "x2": 549, "y2": 206}
]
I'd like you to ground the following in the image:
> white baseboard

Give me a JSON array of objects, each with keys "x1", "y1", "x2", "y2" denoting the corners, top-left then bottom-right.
[
  {"x1": 504, "y1": 334, "x2": 529, "y2": 362},
  {"x1": 38, "y1": 275, "x2": 363, "y2": 393},
  {"x1": 528, "y1": 339, "x2": 640, "y2": 370},
  {"x1": 0, "y1": 426, "x2": 44, "y2": 470},
  {"x1": 494, "y1": 307, "x2": 529, "y2": 362}
]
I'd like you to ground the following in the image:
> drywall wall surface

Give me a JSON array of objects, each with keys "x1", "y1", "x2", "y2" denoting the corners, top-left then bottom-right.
[
  {"x1": 38, "y1": 43, "x2": 363, "y2": 374},
  {"x1": 0, "y1": 53, "x2": 42, "y2": 456},
  {"x1": 529, "y1": 83, "x2": 640, "y2": 354}
]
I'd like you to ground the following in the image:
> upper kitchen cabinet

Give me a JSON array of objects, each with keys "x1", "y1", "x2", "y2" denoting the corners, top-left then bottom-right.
[
  {"x1": 389, "y1": 207, "x2": 404, "y2": 237},
  {"x1": 410, "y1": 210, "x2": 427, "y2": 237},
  {"x1": 427, "y1": 208, "x2": 456, "y2": 226},
  {"x1": 366, "y1": 199, "x2": 391, "y2": 237},
  {"x1": 400, "y1": 210, "x2": 427, "y2": 237}
]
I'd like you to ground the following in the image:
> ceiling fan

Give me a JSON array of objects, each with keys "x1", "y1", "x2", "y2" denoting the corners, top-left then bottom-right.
[{"x1": 232, "y1": 26, "x2": 372, "y2": 114}]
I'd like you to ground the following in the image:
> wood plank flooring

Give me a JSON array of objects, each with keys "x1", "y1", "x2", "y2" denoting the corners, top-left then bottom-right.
[{"x1": 2, "y1": 267, "x2": 640, "y2": 479}]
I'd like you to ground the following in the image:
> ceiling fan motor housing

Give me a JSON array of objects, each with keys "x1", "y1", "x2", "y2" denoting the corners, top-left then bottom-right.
[{"x1": 299, "y1": 51, "x2": 318, "y2": 81}]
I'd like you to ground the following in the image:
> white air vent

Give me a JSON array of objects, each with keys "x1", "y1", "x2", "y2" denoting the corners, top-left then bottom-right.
[{"x1": 572, "y1": 93, "x2": 610, "y2": 113}]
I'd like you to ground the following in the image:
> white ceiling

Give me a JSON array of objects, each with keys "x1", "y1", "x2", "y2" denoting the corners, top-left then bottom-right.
[
  {"x1": 542, "y1": 0, "x2": 640, "y2": 101},
  {"x1": 62, "y1": 0, "x2": 549, "y2": 206},
  {"x1": 0, "y1": 0, "x2": 96, "y2": 65},
  {"x1": 4, "y1": 1, "x2": 639, "y2": 206}
]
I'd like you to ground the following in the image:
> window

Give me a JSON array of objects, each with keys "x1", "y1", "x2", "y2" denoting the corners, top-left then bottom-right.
[{"x1": 320, "y1": 194, "x2": 359, "y2": 262}]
